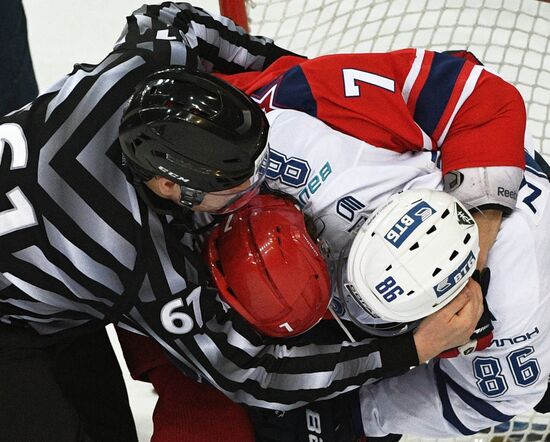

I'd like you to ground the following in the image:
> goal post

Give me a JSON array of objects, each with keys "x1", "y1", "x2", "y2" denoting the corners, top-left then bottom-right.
[
  {"x1": 218, "y1": 1, "x2": 550, "y2": 441},
  {"x1": 218, "y1": 1, "x2": 249, "y2": 32}
]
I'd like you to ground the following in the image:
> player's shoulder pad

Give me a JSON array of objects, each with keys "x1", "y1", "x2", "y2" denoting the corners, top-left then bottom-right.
[{"x1": 444, "y1": 166, "x2": 523, "y2": 213}]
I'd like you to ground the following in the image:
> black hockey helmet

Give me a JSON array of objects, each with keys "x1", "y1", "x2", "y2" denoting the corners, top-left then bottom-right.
[{"x1": 119, "y1": 67, "x2": 269, "y2": 211}]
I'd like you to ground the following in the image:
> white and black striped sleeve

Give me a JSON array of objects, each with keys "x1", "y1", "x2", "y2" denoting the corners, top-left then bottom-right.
[
  {"x1": 116, "y1": 228, "x2": 419, "y2": 411},
  {"x1": 187, "y1": 300, "x2": 419, "y2": 409},
  {"x1": 114, "y1": 2, "x2": 300, "y2": 73}
]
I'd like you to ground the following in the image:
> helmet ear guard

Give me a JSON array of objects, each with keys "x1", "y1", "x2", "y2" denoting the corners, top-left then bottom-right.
[
  {"x1": 339, "y1": 189, "x2": 479, "y2": 334},
  {"x1": 206, "y1": 194, "x2": 331, "y2": 338}
]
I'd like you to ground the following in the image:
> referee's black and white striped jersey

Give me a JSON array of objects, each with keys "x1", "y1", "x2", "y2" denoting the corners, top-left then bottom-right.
[{"x1": 0, "y1": 2, "x2": 417, "y2": 409}]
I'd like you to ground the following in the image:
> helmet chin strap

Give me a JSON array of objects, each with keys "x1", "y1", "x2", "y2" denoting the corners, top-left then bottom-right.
[
  {"x1": 327, "y1": 305, "x2": 356, "y2": 343},
  {"x1": 179, "y1": 186, "x2": 206, "y2": 209}
]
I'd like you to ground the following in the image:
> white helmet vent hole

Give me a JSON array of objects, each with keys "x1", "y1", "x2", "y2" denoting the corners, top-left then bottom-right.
[
  {"x1": 441, "y1": 209, "x2": 450, "y2": 219},
  {"x1": 385, "y1": 264, "x2": 392, "y2": 271},
  {"x1": 432, "y1": 267, "x2": 442, "y2": 277},
  {"x1": 409, "y1": 242, "x2": 419, "y2": 251},
  {"x1": 406, "y1": 290, "x2": 415, "y2": 296},
  {"x1": 426, "y1": 225, "x2": 437, "y2": 235},
  {"x1": 450, "y1": 250, "x2": 459, "y2": 261},
  {"x1": 464, "y1": 233, "x2": 471, "y2": 244}
]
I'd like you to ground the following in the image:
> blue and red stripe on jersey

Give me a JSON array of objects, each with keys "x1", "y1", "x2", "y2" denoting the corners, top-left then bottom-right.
[
  {"x1": 413, "y1": 52, "x2": 466, "y2": 140},
  {"x1": 250, "y1": 65, "x2": 317, "y2": 116}
]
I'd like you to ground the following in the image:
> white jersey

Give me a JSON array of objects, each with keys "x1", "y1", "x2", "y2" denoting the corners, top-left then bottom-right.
[{"x1": 265, "y1": 109, "x2": 550, "y2": 436}]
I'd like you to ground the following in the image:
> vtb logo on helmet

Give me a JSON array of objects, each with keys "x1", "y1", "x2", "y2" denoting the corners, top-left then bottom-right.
[
  {"x1": 384, "y1": 201, "x2": 435, "y2": 247},
  {"x1": 118, "y1": 67, "x2": 269, "y2": 212},
  {"x1": 206, "y1": 195, "x2": 331, "y2": 338},
  {"x1": 338, "y1": 189, "x2": 479, "y2": 336}
]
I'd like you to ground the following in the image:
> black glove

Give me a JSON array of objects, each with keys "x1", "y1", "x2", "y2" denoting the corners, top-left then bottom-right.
[
  {"x1": 248, "y1": 390, "x2": 364, "y2": 442},
  {"x1": 470, "y1": 268, "x2": 494, "y2": 338},
  {"x1": 439, "y1": 268, "x2": 494, "y2": 358},
  {"x1": 535, "y1": 378, "x2": 550, "y2": 413}
]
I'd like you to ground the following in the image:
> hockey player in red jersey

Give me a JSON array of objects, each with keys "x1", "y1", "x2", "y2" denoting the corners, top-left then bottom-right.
[{"x1": 220, "y1": 49, "x2": 524, "y2": 171}]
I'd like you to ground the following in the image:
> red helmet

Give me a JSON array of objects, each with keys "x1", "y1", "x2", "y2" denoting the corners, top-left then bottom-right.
[{"x1": 206, "y1": 194, "x2": 331, "y2": 337}]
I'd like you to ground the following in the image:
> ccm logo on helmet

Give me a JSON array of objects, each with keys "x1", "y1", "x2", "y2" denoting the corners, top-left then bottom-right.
[
  {"x1": 157, "y1": 165, "x2": 190, "y2": 183},
  {"x1": 434, "y1": 251, "x2": 476, "y2": 298},
  {"x1": 384, "y1": 201, "x2": 434, "y2": 248}
]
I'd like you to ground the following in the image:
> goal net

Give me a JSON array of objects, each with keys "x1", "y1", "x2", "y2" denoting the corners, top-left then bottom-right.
[
  {"x1": 219, "y1": 1, "x2": 550, "y2": 441},
  {"x1": 221, "y1": 0, "x2": 549, "y2": 158}
]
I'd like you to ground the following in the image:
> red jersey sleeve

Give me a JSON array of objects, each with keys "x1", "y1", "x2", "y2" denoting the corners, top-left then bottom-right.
[{"x1": 437, "y1": 69, "x2": 526, "y2": 174}]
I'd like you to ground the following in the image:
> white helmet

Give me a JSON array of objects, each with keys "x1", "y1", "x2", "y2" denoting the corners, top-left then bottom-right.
[{"x1": 336, "y1": 189, "x2": 479, "y2": 336}]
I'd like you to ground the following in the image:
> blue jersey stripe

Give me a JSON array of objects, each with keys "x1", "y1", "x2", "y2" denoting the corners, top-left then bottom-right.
[
  {"x1": 525, "y1": 151, "x2": 543, "y2": 173},
  {"x1": 434, "y1": 361, "x2": 477, "y2": 435},
  {"x1": 526, "y1": 166, "x2": 548, "y2": 179},
  {"x1": 525, "y1": 151, "x2": 549, "y2": 179},
  {"x1": 435, "y1": 360, "x2": 514, "y2": 429},
  {"x1": 278, "y1": 66, "x2": 317, "y2": 116},
  {"x1": 414, "y1": 53, "x2": 465, "y2": 136},
  {"x1": 252, "y1": 66, "x2": 317, "y2": 116}
]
